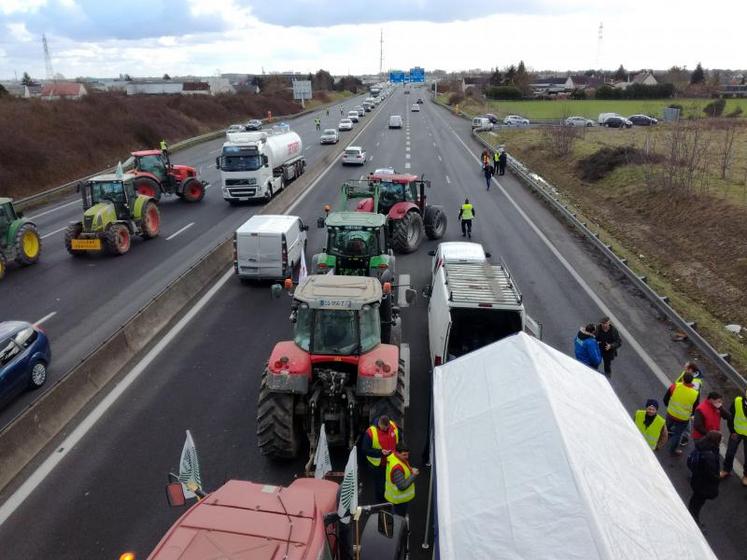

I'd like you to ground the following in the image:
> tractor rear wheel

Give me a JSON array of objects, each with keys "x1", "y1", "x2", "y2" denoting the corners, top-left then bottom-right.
[
  {"x1": 181, "y1": 178, "x2": 205, "y2": 202},
  {"x1": 141, "y1": 201, "x2": 160, "y2": 239},
  {"x1": 370, "y1": 359, "x2": 407, "y2": 428},
  {"x1": 135, "y1": 177, "x2": 162, "y2": 202},
  {"x1": 106, "y1": 224, "x2": 131, "y2": 256},
  {"x1": 257, "y1": 369, "x2": 301, "y2": 459},
  {"x1": 390, "y1": 211, "x2": 424, "y2": 254},
  {"x1": 0, "y1": 253, "x2": 6, "y2": 280},
  {"x1": 64, "y1": 223, "x2": 85, "y2": 257},
  {"x1": 424, "y1": 205, "x2": 447, "y2": 240},
  {"x1": 15, "y1": 223, "x2": 42, "y2": 265}
]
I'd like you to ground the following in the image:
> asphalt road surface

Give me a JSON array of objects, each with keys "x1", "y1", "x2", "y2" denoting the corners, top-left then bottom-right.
[
  {"x1": 0, "y1": 87, "x2": 744, "y2": 559},
  {"x1": 0, "y1": 92, "x2": 372, "y2": 429}
]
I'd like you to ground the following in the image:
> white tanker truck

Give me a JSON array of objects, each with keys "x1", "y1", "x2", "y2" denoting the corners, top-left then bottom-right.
[{"x1": 216, "y1": 125, "x2": 306, "y2": 204}]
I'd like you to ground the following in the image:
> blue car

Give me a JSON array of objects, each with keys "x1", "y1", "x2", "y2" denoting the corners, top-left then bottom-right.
[{"x1": 0, "y1": 321, "x2": 51, "y2": 408}]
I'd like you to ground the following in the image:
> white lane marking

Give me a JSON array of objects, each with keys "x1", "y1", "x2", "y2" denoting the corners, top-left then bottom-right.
[
  {"x1": 204, "y1": 184, "x2": 212, "y2": 190},
  {"x1": 438, "y1": 155, "x2": 442, "y2": 162},
  {"x1": 376, "y1": 141, "x2": 380, "y2": 147},
  {"x1": 166, "y1": 222, "x2": 195, "y2": 241},
  {"x1": 28, "y1": 200, "x2": 79, "y2": 220},
  {"x1": 34, "y1": 312, "x2": 57, "y2": 327},
  {"x1": 369, "y1": 155, "x2": 375, "y2": 162},
  {"x1": 406, "y1": 141, "x2": 411, "y2": 146},
  {"x1": 406, "y1": 147, "x2": 410, "y2": 152},
  {"x1": 209, "y1": 148, "x2": 221, "y2": 154},
  {"x1": 41, "y1": 226, "x2": 67, "y2": 239},
  {"x1": 405, "y1": 163, "x2": 411, "y2": 169},
  {"x1": 405, "y1": 154, "x2": 411, "y2": 159},
  {"x1": 445, "y1": 175, "x2": 451, "y2": 184},
  {"x1": 0, "y1": 98, "x2": 392, "y2": 527},
  {"x1": 432, "y1": 142, "x2": 436, "y2": 147},
  {"x1": 305, "y1": 146, "x2": 311, "y2": 151},
  {"x1": 207, "y1": 163, "x2": 215, "y2": 169}
]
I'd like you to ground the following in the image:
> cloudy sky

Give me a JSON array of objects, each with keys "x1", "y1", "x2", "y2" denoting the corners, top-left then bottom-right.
[{"x1": 0, "y1": 0, "x2": 741, "y2": 80}]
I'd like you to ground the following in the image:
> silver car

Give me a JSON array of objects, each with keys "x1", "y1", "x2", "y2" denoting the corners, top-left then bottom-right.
[
  {"x1": 347, "y1": 111, "x2": 360, "y2": 123},
  {"x1": 503, "y1": 115, "x2": 530, "y2": 126},
  {"x1": 320, "y1": 128, "x2": 339, "y2": 144},
  {"x1": 338, "y1": 118, "x2": 354, "y2": 131},
  {"x1": 342, "y1": 146, "x2": 367, "y2": 166},
  {"x1": 564, "y1": 116, "x2": 594, "y2": 127}
]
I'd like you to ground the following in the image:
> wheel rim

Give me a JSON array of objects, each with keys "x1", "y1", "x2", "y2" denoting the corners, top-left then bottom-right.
[
  {"x1": 146, "y1": 206, "x2": 160, "y2": 232},
  {"x1": 22, "y1": 230, "x2": 40, "y2": 258},
  {"x1": 188, "y1": 183, "x2": 201, "y2": 199},
  {"x1": 407, "y1": 220, "x2": 418, "y2": 244},
  {"x1": 31, "y1": 362, "x2": 46, "y2": 386},
  {"x1": 118, "y1": 228, "x2": 130, "y2": 251},
  {"x1": 137, "y1": 183, "x2": 157, "y2": 198}
]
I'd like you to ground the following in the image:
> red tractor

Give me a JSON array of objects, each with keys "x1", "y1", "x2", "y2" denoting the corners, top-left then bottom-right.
[
  {"x1": 357, "y1": 173, "x2": 446, "y2": 253},
  {"x1": 129, "y1": 150, "x2": 207, "y2": 203}
]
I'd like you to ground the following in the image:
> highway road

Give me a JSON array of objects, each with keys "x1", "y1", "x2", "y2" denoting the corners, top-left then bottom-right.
[
  {"x1": 0, "y1": 92, "x2": 372, "y2": 429},
  {"x1": 0, "y1": 87, "x2": 744, "y2": 559}
]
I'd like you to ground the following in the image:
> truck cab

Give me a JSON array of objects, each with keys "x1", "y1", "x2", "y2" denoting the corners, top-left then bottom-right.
[{"x1": 426, "y1": 242, "x2": 541, "y2": 367}]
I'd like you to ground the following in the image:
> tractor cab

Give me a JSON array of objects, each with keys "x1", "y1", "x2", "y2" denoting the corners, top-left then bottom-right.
[
  {"x1": 131, "y1": 150, "x2": 171, "y2": 184},
  {"x1": 82, "y1": 174, "x2": 137, "y2": 220},
  {"x1": 367, "y1": 173, "x2": 428, "y2": 214}
]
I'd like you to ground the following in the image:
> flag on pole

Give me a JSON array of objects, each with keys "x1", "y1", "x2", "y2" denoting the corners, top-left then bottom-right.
[
  {"x1": 299, "y1": 248, "x2": 308, "y2": 283},
  {"x1": 178, "y1": 430, "x2": 202, "y2": 499},
  {"x1": 115, "y1": 161, "x2": 124, "y2": 179},
  {"x1": 314, "y1": 423, "x2": 332, "y2": 479},
  {"x1": 337, "y1": 445, "x2": 358, "y2": 524}
]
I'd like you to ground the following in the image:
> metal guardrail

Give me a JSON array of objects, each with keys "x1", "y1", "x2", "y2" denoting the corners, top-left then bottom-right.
[{"x1": 468, "y1": 127, "x2": 747, "y2": 390}]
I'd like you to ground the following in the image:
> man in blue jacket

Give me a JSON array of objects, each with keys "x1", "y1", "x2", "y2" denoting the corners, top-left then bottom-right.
[{"x1": 574, "y1": 324, "x2": 602, "y2": 370}]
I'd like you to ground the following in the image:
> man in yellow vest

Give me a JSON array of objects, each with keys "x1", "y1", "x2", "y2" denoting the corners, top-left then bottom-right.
[
  {"x1": 673, "y1": 362, "x2": 704, "y2": 448},
  {"x1": 721, "y1": 389, "x2": 747, "y2": 485},
  {"x1": 634, "y1": 399, "x2": 668, "y2": 451},
  {"x1": 159, "y1": 139, "x2": 169, "y2": 156},
  {"x1": 362, "y1": 415, "x2": 400, "y2": 502},
  {"x1": 385, "y1": 445, "x2": 419, "y2": 516},
  {"x1": 458, "y1": 198, "x2": 475, "y2": 239},
  {"x1": 493, "y1": 149, "x2": 500, "y2": 176},
  {"x1": 663, "y1": 372, "x2": 700, "y2": 456}
]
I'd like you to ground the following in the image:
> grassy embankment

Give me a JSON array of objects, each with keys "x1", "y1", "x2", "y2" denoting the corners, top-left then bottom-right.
[{"x1": 478, "y1": 123, "x2": 747, "y2": 376}]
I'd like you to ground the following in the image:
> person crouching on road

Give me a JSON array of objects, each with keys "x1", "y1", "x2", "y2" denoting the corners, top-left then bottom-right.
[
  {"x1": 458, "y1": 198, "x2": 474, "y2": 239},
  {"x1": 635, "y1": 399, "x2": 668, "y2": 451},
  {"x1": 362, "y1": 415, "x2": 400, "y2": 503},
  {"x1": 385, "y1": 445, "x2": 419, "y2": 517},
  {"x1": 721, "y1": 388, "x2": 747, "y2": 484},
  {"x1": 663, "y1": 373, "x2": 700, "y2": 456},
  {"x1": 688, "y1": 430, "x2": 723, "y2": 526},
  {"x1": 574, "y1": 324, "x2": 602, "y2": 370},
  {"x1": 596, "y1": 317, "x2": 622, "y2": 378}
]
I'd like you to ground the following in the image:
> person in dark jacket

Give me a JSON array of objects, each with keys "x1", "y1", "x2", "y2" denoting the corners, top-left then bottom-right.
[
  {"x1": 688, "y1": 430, "x2": 722, "y2": 525},
  {"x1": 596, "y1": 317, "x2": 622, "y2": 377},
  {"x1": 574, "y1": 324, "x2": 602, "y2": 370},
  {"x1": 483, "y1": 165, "x2": 492, "y2": 190},
  {"x1": 498, "y1": 149, "x2": 507, "y2": 175},
  {"x1": 361, "y1": 415, "x2": 401, "y2": 502}
]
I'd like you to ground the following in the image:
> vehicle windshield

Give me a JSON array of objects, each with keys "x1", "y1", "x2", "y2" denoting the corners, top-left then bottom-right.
[
  {"x1": 222, "y1": 154, "x2": 262, "y2": 172},
  {"x1": 327, "y1": 228, "x2": 380, "y2": 257},
  {"x1": 90, "y1": 181, "x2": 126, "y2": 204},
  {"x1": 294, "y1": 304, "x2": 380, "y2": 355},
  {"x1": 378, "y1": 181, "x2": 403, "y2": 207},
  {"x1": 323, "y1": 129, "x2": 336, "y2": 135},
  {"x1": 137, "y1": 155, "x2": 165, "y2": 174},
  {"x1": 344, "y1": 149, "x2": 360, "y2": 156}
]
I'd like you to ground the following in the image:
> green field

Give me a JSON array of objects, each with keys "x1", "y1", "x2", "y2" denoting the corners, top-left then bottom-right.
[{"x1": 438, "y1": 95, "x2": 747, "y2": 120}]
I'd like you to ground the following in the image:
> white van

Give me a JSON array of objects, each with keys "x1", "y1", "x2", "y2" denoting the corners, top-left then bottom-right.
[
  {"x1": 234, "y1": 215, "x2": 308, "y2": 281},
  {"x1": 598, "y1": 112, "x2": 621, "y2": 125},
  {"x1": 389, "y1": 115, "x2": 403, "y2": 129},
  {"x1": 472, "y1": 117, "x2": 492, "y2": 131},
  {"x1": 426, "y1": 242, "x2": 541, "y2": 367}
]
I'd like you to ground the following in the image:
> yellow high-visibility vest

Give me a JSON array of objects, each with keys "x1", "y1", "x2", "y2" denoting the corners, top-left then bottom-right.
[
  {"x1": 667, "y1": 383, "x2": 699, "y2": 421},
  {"x1": 634, "y1": 410, "x2": 666, "y2": 449},
  {"x1": 461, "y1": 203, "x2": 474, "y2": 220},
  {"x1": 385, "y1": 454, "x2": 415, "y2": 505},
  {"x1": 160, "y1": 139, "x2": 168, "y2": 151},
  {"x1": 366, "y1": 421, "x2": 400, "y2": 467},
  {"x1": 734, "y1": 396, "x2": 747, "y2": 436}
]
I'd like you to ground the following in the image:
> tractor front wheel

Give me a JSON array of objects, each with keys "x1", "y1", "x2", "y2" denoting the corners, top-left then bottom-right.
[
  {"x1": 135, "y1": 177, "x2": 162, "y2": 202},
  {"x1": 390, "y1": 211, "x2": 424, "y2": 254},
  {"x1": 15, "y1": 223, "x2": 42, "y2": 265},
  {"x1": 257, "y1": 369, "x2": 301, "y2": 459},
  {"x1": 106, "y1": 224, "x2": 131, "y2": 256},
  {"x1": 181, "y1": 178, "x2": 205, "y2": 203},
  {"x1": 141, "y1": 201, "x2": 160, "y2": 239},
  {"x1": 64, "y1": 223, "x2": 85, "y2": 257},
  {"x1": 424, "y1": 205, "x2": 447, "y2": 240}
]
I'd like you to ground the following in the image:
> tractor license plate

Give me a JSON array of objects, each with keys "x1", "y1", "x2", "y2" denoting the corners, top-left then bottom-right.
[{"x1": 71, "y1": 239, "x2": 102, "y2": 251}]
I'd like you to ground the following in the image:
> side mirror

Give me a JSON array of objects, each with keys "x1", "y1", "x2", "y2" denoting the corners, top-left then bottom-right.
[
  {"x1": 316, "y1": 217, "x2": 325, "y2": 228},
  {"x1": 485, "y1": 252, "x2": 491, "y2": 258},
  {"x1": 405, "y1": 288, "x2": 416, "y2": 304},
  {"x1": 215, "y1": 156, "x2": 221, "y2": 170},
  {"x1": 76, "y1": 182, "x2": 82, "y2": 193},
  {"x1": 428, "y1": 250, "x2": 436, "y2": 257},
  {"x1": 301, "y1": 224, "x2": 309, "y2": 232},
  {"x1": 262, "y1": 155, "x2": 269, "y2": 168},
  {"x1": 166, "y1": 482, "x2": 186, "y2": 507},
  {"x1": 377, "y1": 510, "x2": 395, "y2": 538}
]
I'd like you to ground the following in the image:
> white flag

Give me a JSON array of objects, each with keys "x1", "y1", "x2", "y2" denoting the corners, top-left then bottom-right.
[
  {"x1": 115, "y1": 161, "x2": 124, "y2": 179},
  {"x1": 314, "y1": 424, "x2": 332, "y2": 479},
  {"x1": 326, "y1": 267, "x2": 335, "y2": 275},
  {"x1": 299, "y1": 248, "x2": 308, "y2": 282},
  {"x1": 178, "y1": 430, "x2": 202, "y2": 499},
  {"x1": 337, "y1": 446, "x2": 358, "y2": 524}
]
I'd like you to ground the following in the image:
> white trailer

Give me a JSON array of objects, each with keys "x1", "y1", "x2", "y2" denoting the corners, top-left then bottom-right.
[{"x1": 217, "y1": 128, "x2": 305, "y2": 203}]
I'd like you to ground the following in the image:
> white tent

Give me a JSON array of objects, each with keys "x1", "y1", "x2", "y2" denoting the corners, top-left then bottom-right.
[{"x1": 432, "y1": 332, "x2": 716, "y2": 560}]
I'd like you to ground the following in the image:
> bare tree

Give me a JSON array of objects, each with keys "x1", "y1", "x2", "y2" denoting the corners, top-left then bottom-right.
[
  {"x1": 648, "y1": 121, "x2": 711, "y2": 196},
  {"x1": 718, "y1": 121, "x2": 738, "y2": 179},
  {"x1": 544, "y1": 114, "x2": 581, "y2": 158}
]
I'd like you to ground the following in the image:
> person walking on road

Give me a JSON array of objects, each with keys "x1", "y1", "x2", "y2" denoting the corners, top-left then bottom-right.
[
  {"x1": 385, "y1": 445, "x2": 419, "y2": 516},
  {"x1": 483, "y1": 165, "x2": 493, "y2": 190},
  {"x1": 635, "y1": 399, "x2": 669, "y2": 451},
  {"x1": 663, "y1": 373, "x2": 700, "y2": 456},
  {"x1": 458, "y1": 198, "x2": 474, "y2": 238},
  {"x1": 340, "y1": 105, "x2": 344, "y2": 116},
  {"x1": 721, "y1": 389, "x2": 747, "y2": 484},
  {"x1": 687, "y1": 430, "x2": 722, "y2": 526},
  {"x1": 692, "y1": 392, "x2": 730, "y2": 444},
  {"x1": 675, "y1": 362, "x2": 704, "y2": 447},
  {"x1": 326, "y1": 108, "x2": 329, "y2": 117},
  {"x1": 362, "y1": 415, "x2": 400, "y2": 502},
  {"x1": 574, "y1": 324, "x2": 602, "y2": 370},
  {"x1": 498, "y1": 149, "x2": 507, "y2": 175},
  {"x1": 314, "y1": 117, "x2": 321, "y2": 131},
  {"x1": 596, "y1": 317, "x2": 622, "y2": 377}
]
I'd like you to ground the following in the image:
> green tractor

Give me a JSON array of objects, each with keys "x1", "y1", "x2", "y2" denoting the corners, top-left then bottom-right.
[
  {"x1": 0, "y1": 198, "x2": 42, "y2": 279},
  {"x1": 312, "y1": 211, "x2": 395, "y2": 280},
  {"x1": 65, "y1": 172, "x2": 160, "y2": 257}
]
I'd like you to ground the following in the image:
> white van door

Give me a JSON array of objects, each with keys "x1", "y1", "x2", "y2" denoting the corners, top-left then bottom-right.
[
  {"x1": 524, "y1": 314, "x2": 543, "y2": 339},
  {"x1": 237, "y1": 232, "x2": 260, "y2": 276},
  {"x1": 257, "y1": 233, "x2": 282, "y2": 278}
]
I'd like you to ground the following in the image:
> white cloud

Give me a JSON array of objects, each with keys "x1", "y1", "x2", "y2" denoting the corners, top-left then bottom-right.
[{"x1": 0, "y1": 0, "x2": 47, "y2": 16}]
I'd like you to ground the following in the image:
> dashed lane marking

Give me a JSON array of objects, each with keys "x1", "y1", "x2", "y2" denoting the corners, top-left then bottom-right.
[
  {"x1": 34, "y1": 312, "x2": 57, "y2": 326},
  {"x1": 41, "y1": 226, "x2": 67, "y2": 239},
  {"x1": 166, "y1": 222, "x2": 195, "y2": 241}
]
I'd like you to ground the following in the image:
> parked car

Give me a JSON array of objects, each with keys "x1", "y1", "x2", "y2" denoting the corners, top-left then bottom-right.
[
  {"x1": 347, "y1": 111, "x2": 360, "y2": 123},
  {"x1": 389, "y1": 115, "x2": 403, "y2": 129},
  {"x1": 604, "y1": 116, "x2": 633, "y2": 129},
  {"x1": 564, "y1": 116, "x2": 594, "y2": 127},
  {"x1": 417, "y1": 98, "x2": 424, "y2": 104},
  {"x1": 598, "y1": 112, "x2": 622, "y2": 125},
  {"x1": 226, "y1": 123, "x2": 245, "y2": 134},
  {"x1": 0, "y1": 321, "x2": 51, "y2": 408},
  {"x1": 338, "y1": 118, "x2": 354, "y2": 131},
  {"x1": 503, "y1": 115, "x2": 530, "y2": 126},
  {"x1": 472, "y1": 117, "x2": 492, "y2": 132},
  {"x1": 342, "y1": 146, "x2": 367, "y2": 166},
  {"x1": 483, "y1": 113, "x2": 499, "y2": 124},
  {"x1": 234, "y1": 215, "x2": 308, "y2": 281},
  {"x1": 411, "y1": 104, "x2": 421, "y2": 112},
  {"x1": 628, "y1": 114, "x2": 658, "y2": 126},
  {"x1": 245, "y1": 119, "x2": 263, "y2": 130},
  {"x1": 320, "y1": 129, "x2": 339, "y2": 144}
]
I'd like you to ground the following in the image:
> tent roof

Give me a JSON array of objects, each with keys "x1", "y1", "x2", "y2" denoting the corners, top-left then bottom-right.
[{"x1": 433, "y1": 332, "x2": 716, "y2": 560}]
